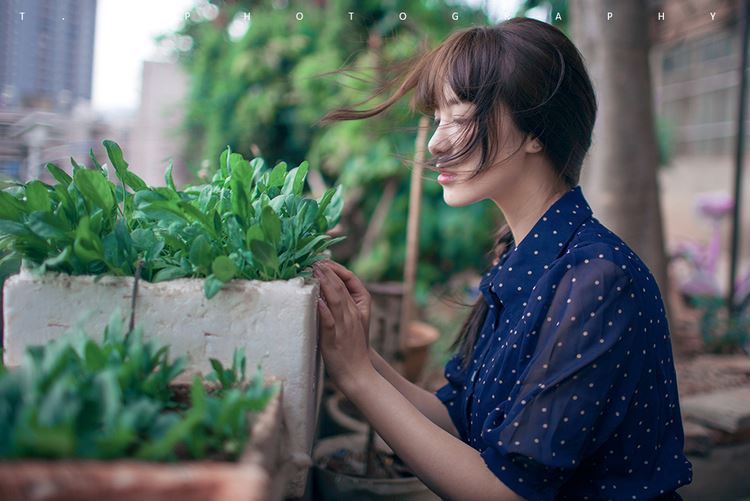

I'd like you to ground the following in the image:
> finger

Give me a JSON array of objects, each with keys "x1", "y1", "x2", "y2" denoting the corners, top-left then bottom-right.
[
  {"x1": 320, "y1": 261, "x2": 371, "y2": 330},
  {"x1": 317, "y1": 297, "x2": 335, "y2": 332},
  {"x1": 316, "y1": 259, "x2": 370, "y2": 300},
  {"x1": 316, "y1": 264, "x2": 349, "y2": 303},
  {"x1": 316, "y1": 265, "x2": 358, "y2": 327}
]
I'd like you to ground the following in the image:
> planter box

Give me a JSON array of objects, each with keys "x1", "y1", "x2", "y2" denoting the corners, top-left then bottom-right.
[
  {"x1": 2, "y1": 269, "x2": 323, "y2": 498},
  {"x1": 0, "y1": 380, "x2": 290, "y2": 501}
]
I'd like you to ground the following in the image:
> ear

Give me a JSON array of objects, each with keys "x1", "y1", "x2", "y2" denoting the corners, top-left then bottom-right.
[{"x1": 525, "y1": 135, "x2": 543, "y2": 153}]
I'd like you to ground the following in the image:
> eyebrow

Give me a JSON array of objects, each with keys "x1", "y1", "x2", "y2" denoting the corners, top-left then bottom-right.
[{"x1": 434, "y1": 96, "x2": 462, "y2": 115}]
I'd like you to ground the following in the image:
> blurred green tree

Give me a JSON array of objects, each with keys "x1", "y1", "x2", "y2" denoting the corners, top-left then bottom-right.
[{"x1": 171, "y1": 0, "x2": 503, "y2": 306}]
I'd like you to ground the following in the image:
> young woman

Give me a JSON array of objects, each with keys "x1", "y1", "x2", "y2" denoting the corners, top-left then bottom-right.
[{"x1": 311, "y1": 17, "x2": 692, "y2": 501}]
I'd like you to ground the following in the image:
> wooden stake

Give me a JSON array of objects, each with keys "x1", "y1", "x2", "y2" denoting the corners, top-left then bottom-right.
[{"x1": 399, "y1": 116, "x2": 429, "y2": 352}]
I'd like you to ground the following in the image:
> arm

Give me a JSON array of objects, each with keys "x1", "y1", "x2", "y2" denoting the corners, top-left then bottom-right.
[
  {"x1": 315, "y1": 259, "x2": 460, "y2": 437},
  {"x1": 313, "y1": 260, "x2": 521, "y2": 499},
  {"x1": 340, "y1": 365, "x2": 526, "y2": 501},
  {"x1": 368, "y1": 346, "x2": 461, "y2": 439}
]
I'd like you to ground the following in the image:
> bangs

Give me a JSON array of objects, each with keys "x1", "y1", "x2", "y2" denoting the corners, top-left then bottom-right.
[
  {"x1": 409, "y1": 28, "x2": 496, "y2": 116},
  {"x1": 411, "y1": 33, "x2": 470, "y2": 115}
]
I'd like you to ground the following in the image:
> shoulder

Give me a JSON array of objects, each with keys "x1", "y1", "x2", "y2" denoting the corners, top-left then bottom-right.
[
  {"x1": 545, "y1": 220, "x2": 663, "y2": 311},
  {"x1": 533, "y1": 231, "x2": 640, "y2": 305},
  {"x1": 560, "y1": 218, "x2": 650, "y2": 282}
]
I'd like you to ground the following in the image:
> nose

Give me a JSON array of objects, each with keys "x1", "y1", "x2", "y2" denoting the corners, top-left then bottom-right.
[{"x1": 428, "y1": 125, "x2": 451, "y2": 159}]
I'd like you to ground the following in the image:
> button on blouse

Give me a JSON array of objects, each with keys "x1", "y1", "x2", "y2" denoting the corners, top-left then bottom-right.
[{"x1": 435, "y1": 185, "x2": 692, "y2": 501}]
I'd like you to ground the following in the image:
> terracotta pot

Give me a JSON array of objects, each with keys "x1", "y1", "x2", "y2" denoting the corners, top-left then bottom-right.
[
  {"x1": 312, "y1": 433, "x2": 440, "y2": 501},
  {"x1": 402, "y1": 321, "x2": 440, "y2": 383},
  {"x1": 324, "y1": 390, "x2": 369, "y2": 435}
]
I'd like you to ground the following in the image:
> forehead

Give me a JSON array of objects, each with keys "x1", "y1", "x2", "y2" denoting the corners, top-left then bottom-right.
[
  {"x1": 434, "y1": 82, "x2": 475, "y2": 115},
  {"x1": 440, "y1": 82, "x2": 462, "y2": 107}
]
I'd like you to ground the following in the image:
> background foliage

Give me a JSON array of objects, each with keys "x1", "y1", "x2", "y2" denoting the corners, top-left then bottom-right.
[{"x1": 172, "y1": 0, "x2": 505, "y2": 306}]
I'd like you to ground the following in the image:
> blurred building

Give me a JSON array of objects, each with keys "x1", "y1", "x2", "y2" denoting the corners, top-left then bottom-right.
[
  {"x1": 0, "y1": 105, "x2": 132, "y2": 183},
  {"x1": 0, "y1": 0, "x2": 104, "y2": 182},
  {"x1": 0, "y1": 0, "x2": 97, "y2": 112},
  {"x1": 648, "y1": 0, "x2": 750, "y2": 296},
  {"x1": 129, "y1": 61, "x2": 191, "y2": 188},
  {"x1": 649, "y1": 0, "x2": 744, "y2": 156}
]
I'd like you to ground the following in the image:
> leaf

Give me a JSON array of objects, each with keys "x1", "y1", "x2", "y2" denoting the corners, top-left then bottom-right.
[
  {"x1": 203, "y1": 275, "x2": 224, "y2": 299},
  {"x1": 197, "y1": 185, "x2": 215, "y2": 213},
  {"x1": 74, "y1": 169, "x2": 115, "y2": 213},
  {"x1": 103, "y1": 140, "x2": 129, "y2": 182},
  {"x1": 293, "y1": 234, "x2": 328, "y2": 261},
  {"x1": 73, "y1": 215, "x2": 104, "y2": 262},
  {"x1": 165, "y1": 160, "x2": 176, "y2": 192},
  {"x1": 245, "y1": 224, "x2": 264, "y2": 248},
  {"x1": 137, "y1": 201, "x2": 186, "y2": 223},
  {"x1": 210, "y1": 358, "x2": 225, "y2": 380},
  {"x1": 250, "y1": 239, "x2": 278, "y2": 274},
  {"x1": 153, "y1": 266, "x2": 189, "y2": 282},
  {"x1": 25, "y1": 181, "x2": 51, "y2": 212},
  {"x1": 47, "y1": 163, "x2": 72, "y2": 187},
  {"x1": 84, "y1": 341, "x2": 106, "y2": 372},
  {"x1": 282, "y1": 161, "x2": 309, "y2": 196},
  {"x1": 124, "y1": 171, "x2": 148, "y2": 192},
  {"x1": 0, "y1": 219, "x2": 31, "y2": 237},
  {"x1": 268, "y1": 162, "x2": 287, "y2": 188},
  {"x1": 233, "y1": 348, "x2": 246, "y2": 383},
  {"x1": 298, "y1": 199, "x2": 318, "y2": 233},
  {"x1": 229, "y1": 153, "x2": 252, "y2": 186},
  {"x1": 317, "y1": 186, "x2": 335, "y2": 214},
  {"x1": 189, "y1": 234, "x2": 212, "y2": 271},
  {"x1": 104, "y1": 308, "x2": 124, "y2": 343},
  {"x1": 0, "y1": 192, "x2": 25, "y2": 221},
  {"x1": 219, "y1": 146, "x2": 230, "y2": 178},
  {"x1": 89, "y1": 148, "x2": 103, "y2": 171},
  {"x1": 230, "y1": 178, "x2": 248, "y2": 226},
  {"x1": 27, "y1": 211, "x2": 68, "y2": 240},
  {"x1": 211, "y1": 256, "x2": 236, "y2": 282},
  {"x1": 41, "y1": 246, "x2": 72, "y2": 269},
  {"x1": 70, "y1": 156, "x2": 85, "y2": 175},
  {"x1": 319, "y1": 184, "x2": 344, "y2": 231},
  {"x1": 260, "y1": 205, "x2": 281, "y2": 248}
]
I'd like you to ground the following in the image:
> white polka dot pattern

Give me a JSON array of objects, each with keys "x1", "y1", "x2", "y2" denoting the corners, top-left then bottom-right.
[{"x1": 434, "y1": 186, "x2": 692, "y2": 500}]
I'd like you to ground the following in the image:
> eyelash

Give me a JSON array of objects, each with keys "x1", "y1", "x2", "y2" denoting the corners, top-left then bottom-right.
[{"x1": 434, "y1": 117, "x2": 469, "y2": 127}]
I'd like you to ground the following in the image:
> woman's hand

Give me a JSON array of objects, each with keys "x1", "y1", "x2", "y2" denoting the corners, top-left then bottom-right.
[
  {"x1": 313, "y1": 260, "x2": 374, "y2": 389},
  {"x1": 314, "y1": 259, "x2": 372, "y2": 345}
]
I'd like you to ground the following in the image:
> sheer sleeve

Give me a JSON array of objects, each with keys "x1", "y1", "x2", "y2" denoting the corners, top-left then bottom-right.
[
  {"x1": 479, "y1": 256, "x2": 647, "y2": 501},
  {"x1": 435, "y1": 352, "x2": 470, "y2": 442}
]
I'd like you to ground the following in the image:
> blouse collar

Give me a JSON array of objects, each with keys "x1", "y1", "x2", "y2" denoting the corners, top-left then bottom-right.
[{"x1": 479, "y1": 185, "x2": 593, "y2": 308}]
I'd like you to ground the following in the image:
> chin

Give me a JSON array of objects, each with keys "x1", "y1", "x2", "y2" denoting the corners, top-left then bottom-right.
[{"x1": 442, "y1": 190, "x2": 476, "y2": 207}]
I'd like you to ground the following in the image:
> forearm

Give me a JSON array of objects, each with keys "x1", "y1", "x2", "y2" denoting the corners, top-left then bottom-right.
[
  {"x1": 340, "y1": 367, "x2": 524, "y2": 501},
  {"x1": 368, "y1": 347, "x2": 460, "y2": 438}
]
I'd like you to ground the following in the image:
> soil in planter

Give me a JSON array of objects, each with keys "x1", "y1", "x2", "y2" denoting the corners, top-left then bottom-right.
[
  {"x1": 161, "y1": 383, "x2": 261, "y2": 463},
  {"x1": 316, "y1": 447, "x2": 416, "y2": 479}
]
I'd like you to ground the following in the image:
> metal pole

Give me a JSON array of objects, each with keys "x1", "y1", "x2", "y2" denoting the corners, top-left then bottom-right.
[{"x1": 729, "y1": 0, "x2": 750, "y2": 317}]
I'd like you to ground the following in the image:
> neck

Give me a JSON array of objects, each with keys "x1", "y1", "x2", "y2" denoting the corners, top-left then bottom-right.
[{"x1": 499, "y1": 179, "x2": 569, "y2": 249}]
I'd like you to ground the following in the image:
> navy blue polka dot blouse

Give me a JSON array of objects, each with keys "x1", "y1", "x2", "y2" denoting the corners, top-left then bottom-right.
[{"x1": 435, "y1": 185, "x2": 693, "y2": 501}]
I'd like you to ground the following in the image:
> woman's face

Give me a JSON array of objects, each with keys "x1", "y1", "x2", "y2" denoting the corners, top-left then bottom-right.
[{"x1": 427, "y1": 84, "x2": 535, "y2": 208}]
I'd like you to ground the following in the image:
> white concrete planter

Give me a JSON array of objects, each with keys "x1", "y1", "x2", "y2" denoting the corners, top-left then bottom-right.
[{"x1": 2, "y1": 268, "x2": 323, "y2": 498}]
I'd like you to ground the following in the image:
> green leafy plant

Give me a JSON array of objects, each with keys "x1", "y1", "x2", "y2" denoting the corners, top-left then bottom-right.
[
  {"x1": 0, "y1": 308, "x2": 279, "y2": 461},
  {"x1": 690, "y1": 295, "x2": 750, "y2": 354},
  {"x1": 0, "y1": 140, "x2": 345, "y2": 298}
]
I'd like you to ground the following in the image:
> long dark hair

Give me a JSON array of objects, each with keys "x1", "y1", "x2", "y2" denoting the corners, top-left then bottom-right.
[{"x1": 317, "y1": 18, "x2": 597, "y2": 368}]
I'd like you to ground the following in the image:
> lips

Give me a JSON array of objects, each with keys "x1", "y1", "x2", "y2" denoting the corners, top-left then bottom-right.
[{"x1": 437, "y1": 171, "x2": 458, "y2": 184}]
